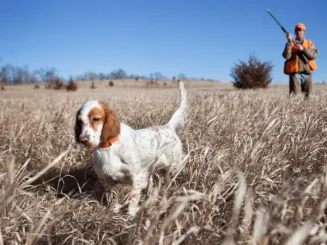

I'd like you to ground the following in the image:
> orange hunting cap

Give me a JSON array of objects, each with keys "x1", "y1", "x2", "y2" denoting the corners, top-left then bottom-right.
[{"x1": 295, "y1": 23, "x2": 306, "y2": 31}]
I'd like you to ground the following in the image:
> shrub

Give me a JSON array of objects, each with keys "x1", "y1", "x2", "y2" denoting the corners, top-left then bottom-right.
[
  {"x1": 230, "y1": 53, "x2": 273, "y2": 89},
  {"x1": 65, "y1": 78, "x2": 78, "y2": 91},
  {"x1": 45, "y1": 83, "x2": 53, "y2": 89},
  {"x1": 34, "y1": 84, "x2": 40, "y2": 89},
  {"x1": 90, "y1": 81, "x2": 96, "y2": 89},
  {"x1": 145, "y1": 80, "x2": 160, "y2": 88},
  {"x1": 1, "y1": 85, "x2": 5, "y2": 91},
  {"x1": 53, "y1": 79, "x2": 64, "y2": 90},
  {"x1": 109, "y1": 80, "x2": 114, "y2": 87}
]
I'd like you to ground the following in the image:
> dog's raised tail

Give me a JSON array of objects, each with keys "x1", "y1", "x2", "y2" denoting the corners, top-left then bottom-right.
[{"x1": 167, "y1": 81, "x2": 188, "y2": 131}]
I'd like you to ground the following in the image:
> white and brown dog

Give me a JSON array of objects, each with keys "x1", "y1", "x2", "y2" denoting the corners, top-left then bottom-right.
[{"x1": 74, "y1": 81, "x2": 188, "y2": 216}]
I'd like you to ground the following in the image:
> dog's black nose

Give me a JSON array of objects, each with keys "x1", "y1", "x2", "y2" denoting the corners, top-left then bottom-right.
[{"x1": 80, "y1": 135, "x2": 89, "y2": 145}]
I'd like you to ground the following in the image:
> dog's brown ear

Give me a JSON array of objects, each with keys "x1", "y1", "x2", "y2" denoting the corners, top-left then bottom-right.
[
  {"x1": 74, "y1": 108, "x2": 82, "y2": 143},
  {"x1": 99, "y1": 102, "x2": 120, "y2": 143}
]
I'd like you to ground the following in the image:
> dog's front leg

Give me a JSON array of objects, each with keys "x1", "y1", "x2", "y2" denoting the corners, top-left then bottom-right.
[
  {"x1": 99, "y1": 176, "x2": 113, "y2": 192},
  {"x1": 98, "y1": 176, "x2": 116, "y2": 204}
]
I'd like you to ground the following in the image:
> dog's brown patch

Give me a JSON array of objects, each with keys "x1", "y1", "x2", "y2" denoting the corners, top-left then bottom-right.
[
  {"x1": 88, "y1": 107, "x2": 105, "y2": 132},
  {"x1": 98, "y1": 102, "x2": 120, "y2": 143}
]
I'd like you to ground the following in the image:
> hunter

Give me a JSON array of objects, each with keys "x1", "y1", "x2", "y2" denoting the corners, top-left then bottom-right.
[{"x1": 282, "y1": 23, "x2": 318, "y2": 99}]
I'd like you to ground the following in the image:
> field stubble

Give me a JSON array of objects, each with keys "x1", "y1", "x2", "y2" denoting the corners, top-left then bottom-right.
[{"x1": 2, "y1": 84, "x2": 327, "y2": 244}]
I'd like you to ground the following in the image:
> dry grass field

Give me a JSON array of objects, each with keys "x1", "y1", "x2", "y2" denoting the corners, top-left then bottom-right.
[{"x1": 2, "y1": 79, "x2": 327, "y2": 244}]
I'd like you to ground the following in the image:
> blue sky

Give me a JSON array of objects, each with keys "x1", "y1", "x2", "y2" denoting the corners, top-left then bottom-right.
[{"x1": 1, "y1": 0, "x2": 326, "y2": 83}]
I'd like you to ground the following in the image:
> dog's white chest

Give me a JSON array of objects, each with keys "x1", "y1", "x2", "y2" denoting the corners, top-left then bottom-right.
[{"x1": 93, "y1": 150, "x2": 130, "y2": 181}]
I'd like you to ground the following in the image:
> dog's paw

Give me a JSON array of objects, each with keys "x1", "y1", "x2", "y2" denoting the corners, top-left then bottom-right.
[
  {"x1": 127, "y1": 205, "x2": 140, "y2": 217},
  {"x1": 101, "y1": 192, "x2": 115, "y2": 205},
  {"x1": 111, "y1": 203, "x2": 124, "y2": 214}
]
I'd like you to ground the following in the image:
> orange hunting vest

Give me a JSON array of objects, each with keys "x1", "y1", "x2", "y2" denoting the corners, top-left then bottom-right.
[{"x1": 284, "y1": 40, "x2": 317, "y2": 75}]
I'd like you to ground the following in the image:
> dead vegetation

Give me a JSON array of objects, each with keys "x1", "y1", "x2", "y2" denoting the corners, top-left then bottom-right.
[
  {"x1": 43, "y1": 78, "x2": 78, "y2": 92},
  {"x1": 1, "y1": 87, "x2": 327, "y2": 244},
  {"x1": 90, "y1": 81, "x2": 96, "y2": 89},
  {"x1": 44, "y1": 79, "x2": 64, "y2": 90},
  {"x1": 231, "y1": 53, "x2": 273, "y2": 90},
  {"x1": 65, "y1": 78, "x2": 78, "y2": 91},
  {"x1": 145, "y1": 80, "x2": 160, "y2": 88}
]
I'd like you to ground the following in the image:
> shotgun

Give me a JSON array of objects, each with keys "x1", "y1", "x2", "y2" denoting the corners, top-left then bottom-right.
[{"x1": 266, "y1": 9, "x2": 308, "y2": 64}]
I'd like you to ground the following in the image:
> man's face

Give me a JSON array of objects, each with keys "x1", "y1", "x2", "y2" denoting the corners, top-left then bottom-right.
[{"x1": 295, "y1": 28, "x2": 305, "y2": 41}]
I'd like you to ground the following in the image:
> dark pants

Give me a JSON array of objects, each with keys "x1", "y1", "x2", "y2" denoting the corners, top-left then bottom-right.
[{"x1": 289, "y1": 73, "x2": 312, "y2": 99}]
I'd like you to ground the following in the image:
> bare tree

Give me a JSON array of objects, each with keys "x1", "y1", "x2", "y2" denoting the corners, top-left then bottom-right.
[
  {"x1": 1, "y1": 67, "x2": 7, "y2": 85},
  {"x1": 149, "y1": 73, "x2": 154, "y2": 81},
  {"x1": 110, "y1": 68, "x2": 127, "y2": 80},
  {"x1": 153, "y1": 72, "x2": 165, "y2": 81},
  {"x1": 98, "y1": 72, "x2": 106, "y2": 81},
  {"x1": 36, "y1": 67, "x2": 58, "y2": 83},
  {"x1": 81, "y1": 71, "x2": 97, "y2": 82},
  {"x1": 29, "y1": 70, "x2": 39, "y2": 83},
  {"x1": 178, "y1": 73, "x2": 187, "y2": 80}
]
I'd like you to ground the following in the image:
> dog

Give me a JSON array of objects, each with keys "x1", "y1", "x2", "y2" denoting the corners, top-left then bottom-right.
[{"x1": 74, "y1": 81, "x2": 188, "y2": 216}]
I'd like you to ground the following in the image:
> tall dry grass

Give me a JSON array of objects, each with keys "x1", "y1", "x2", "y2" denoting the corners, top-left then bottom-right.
[{"x1": 1, "y1": 84, "x2": 327, "y2": 244}]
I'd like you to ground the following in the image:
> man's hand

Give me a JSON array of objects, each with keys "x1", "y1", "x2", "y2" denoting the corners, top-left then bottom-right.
[
  {"x1": 296, "y1": 43, "x2": 304, "y2": 51},
  {"x1": 285, "y1": 33, "x2": 293, "y2": 43}
]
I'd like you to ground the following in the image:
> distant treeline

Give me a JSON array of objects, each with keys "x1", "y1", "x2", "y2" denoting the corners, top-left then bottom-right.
[{"x1": 0, "y1": 62, "x2": 215, "y2": 85}]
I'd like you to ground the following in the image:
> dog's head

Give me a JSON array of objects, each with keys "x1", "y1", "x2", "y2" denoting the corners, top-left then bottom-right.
[{"x1": 74, "y1": 100, "x2": 120, "y2": 149}]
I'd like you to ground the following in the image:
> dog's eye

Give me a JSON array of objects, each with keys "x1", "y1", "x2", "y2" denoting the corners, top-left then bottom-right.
[{"x1": 93, "y1": 118, "x2": 101, "y2": 122}]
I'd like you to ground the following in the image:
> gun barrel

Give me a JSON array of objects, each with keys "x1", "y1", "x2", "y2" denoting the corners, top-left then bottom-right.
[{"x1": 266, "y1": 9, "x2": 287, "y2": 33}]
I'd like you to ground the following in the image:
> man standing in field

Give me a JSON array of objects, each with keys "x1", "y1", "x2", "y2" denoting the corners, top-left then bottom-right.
[{"x1": 282, "y1": 23, "x2": 318, "y2": 99}]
